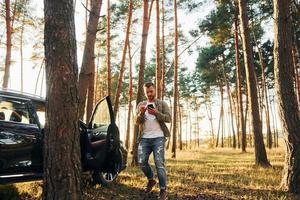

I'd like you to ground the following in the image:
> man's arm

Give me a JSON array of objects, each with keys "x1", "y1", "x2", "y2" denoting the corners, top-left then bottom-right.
[
  {"x1": 154, "y1": 101, "x2": 171, "y2": 123},
  {"x1": 135, "y1": 102, "x2": 146, "y2": 124}
]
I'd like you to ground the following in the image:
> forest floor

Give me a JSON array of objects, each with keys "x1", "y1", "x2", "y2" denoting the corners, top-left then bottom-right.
[{"x1": 1, "y1": 147, "x2": 300, "y2": 200}]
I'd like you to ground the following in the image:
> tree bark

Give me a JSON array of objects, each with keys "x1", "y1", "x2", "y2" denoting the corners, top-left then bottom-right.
[
  {"x1": 156, "y1": 0, "x2": 161, "y2": 99},
  {"x1": 238, "y1": 0, "x2": 270, "y2": 166},
  {"x1": 125, "y1": 41, "x2": 133, "y2": 150},
  {"x1": 132, "y1": 0, "x2": 150, "y2": 166},
  {"x1": 3, "y1": 0, "x2": 12, "y2": 88},
  {"x1": 161, "y1": 0, "x2": 166, "y2": 100},
  {"x1": 171, "y1": 0, "x2": 179, "y2": 158},
  {"x1": 113, "y1": 0, "x2": 133, "y2": 118},
  {"x1": 274, "y1": 0, "x2": 300, "y2": 193},
  {"x1": 106, "y1": 0, "x2": 112, "y2": 97},
  {"x1": 43, "y1": 0, "x2": 81, "y2": 199},
  {"x1": 78, "y1": 0, "x2": 102, "y2": 120},
  {"x1": 252, "y1": 32, "x2": 273, "y2": 149},
  {"x1": 234, "y1": 3, "x2": 246, "y2": 152}
]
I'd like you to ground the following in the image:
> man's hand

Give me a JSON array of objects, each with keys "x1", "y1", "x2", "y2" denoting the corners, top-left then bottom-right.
[
  {"x1": 139, "y1": 104, "x2": 147, "y2": 114},
  {"x1": 147, "y1": 107, "x2": 157, "y2": 115}
]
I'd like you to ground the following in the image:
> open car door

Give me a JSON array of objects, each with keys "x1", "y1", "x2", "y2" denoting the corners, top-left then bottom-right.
[{"x1": 85, "y1": 96, "x2": 121, "y2": 172}]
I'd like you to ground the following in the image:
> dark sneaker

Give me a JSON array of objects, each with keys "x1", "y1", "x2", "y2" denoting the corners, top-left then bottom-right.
[
  {"x1": 144, "y1": 179, "x2": 157, "y2": 193},
  {"x1": 159, "y1": 189, "x2": 167, "y2": 200}
]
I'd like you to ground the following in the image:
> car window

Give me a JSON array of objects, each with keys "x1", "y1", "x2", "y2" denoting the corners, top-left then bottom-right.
[
  {"x1": 90, "y1": 99, "x2": 111, "y2": 129},
  {"x1": 0, "y1": 98, "x2": 30, "y2": 124},
  {"x1": 32, "y1": 102, "x2": 46, "y2": 128}
]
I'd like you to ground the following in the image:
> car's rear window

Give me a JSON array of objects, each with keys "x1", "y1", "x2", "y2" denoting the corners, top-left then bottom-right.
[{"x1": 0, "y1": 97, "x2": 30, "y2": 124}]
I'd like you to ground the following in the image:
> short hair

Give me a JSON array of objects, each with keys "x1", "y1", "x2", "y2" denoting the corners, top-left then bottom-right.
[{"x1": 144, "y1": 82, "x2": 155, "y2": 88}]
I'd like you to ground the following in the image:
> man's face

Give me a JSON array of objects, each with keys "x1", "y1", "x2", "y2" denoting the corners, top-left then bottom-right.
[{"x1": 144, "y1": 86, "x2": 156, "y2": 101}]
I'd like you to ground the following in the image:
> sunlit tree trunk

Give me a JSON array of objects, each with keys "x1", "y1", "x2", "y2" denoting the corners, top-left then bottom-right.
[
  {"x1": 78, "y1": 0, "x2": 102, "y2": 120},
  {"x1": 222, "y1": 54, "x2": 236, "y2": 148},
  {"x1": 238, "y1": 0, "x2": 270, "y2": 167},
  {"x1": 205, "y1": 95, "x2": 215, "y2": 145},
  {"x1": 178, "y1": 100, "x2": 183, "y2": 150},
  {"x1": 113, "y1": 0, "x2": 133, "y2": 118},
  {"x1": 155, "y1": 0, "x2": 161, "y2": 99},
  {"x1": 43, "y1": 0, "x2": 81, "y2": 198},
  {"x1": 234, "y1": 3, "x2": 245, "y2": 151},
  {"x1": 252, "y1": 32, "x2": 273, "y2": 149},
  {"x1": 86, "y1": 63, "x2": 95, "y2": 121},
  {"x1": 216, "y1": 82, "x2": 224, "y2": 148},
  {"x1": 20, "y1": 13, "x2": 25, "y2": 92},
  {"x1": 171, "y1": 0, "x2": 179, "y2": 158},
  {"x1": 161, "y1": 0, "x2": 166, "y2": 100},
  {"x1": 3, "y1": 0, "x2": 12, "y2": 88},
  {"x1": 132, "y1": 0, "x2": 150, "y2": 166},
  {"x1": 125, "y1": 41, "x2": 133, "y2": 150},
  {"x1": 274, "y1": 0, "x2": 300, "y2": 193},
  {"x1": 106, "y1": 0, "x2": 112, "y2": 97}
]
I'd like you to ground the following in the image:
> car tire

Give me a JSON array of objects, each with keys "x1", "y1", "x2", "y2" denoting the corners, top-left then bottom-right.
[{"x1": 92, "y1": 162, "x2": 121, "y2": 186}]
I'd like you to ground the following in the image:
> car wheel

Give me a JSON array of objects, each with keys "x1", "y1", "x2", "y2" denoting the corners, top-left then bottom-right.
[{"x1": 92, "y1": 162, "x2": 121, "y2": 186}]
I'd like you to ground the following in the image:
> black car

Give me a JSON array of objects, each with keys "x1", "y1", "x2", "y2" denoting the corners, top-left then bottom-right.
[{"x1": 0, "y1": 89, "x2": 127, "y2": 185}]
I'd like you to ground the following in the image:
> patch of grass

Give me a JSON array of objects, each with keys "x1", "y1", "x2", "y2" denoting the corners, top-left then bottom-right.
[{"x1": 2, "y1": 148, "x2": 300, "y2": 199}]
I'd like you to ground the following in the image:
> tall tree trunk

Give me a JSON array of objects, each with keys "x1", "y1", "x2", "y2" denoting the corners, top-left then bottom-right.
[
  {"x1": 132, "y1": 0, "x2": 150, "y2": 166},
  {"x1": 78, "y1": 0, "x2": 102, "y2": 119},
  {"x1": 35, "y1": 60, "x2": 45, "y2": 95},
  {"x1": 3, "y1": 0, "x2": 12, "y2": 88},
  {"x1": 234, "y1": 3, "x2": 246, "y2": 151},
  {"x1": 222, "y1": 54, "x2": 236, "y2": 148},
  {"x1": 171, "y1": 0, "x2": 179, "y2": 158},
  {"x1": 238, "y1": 0, "x2": 270, "y2": 167},
  {"x1": 155, "y1": 0, "x2": 161, "y2": 99},
  {"x1": 161, "y1": 0, "x2": 166, "y2": 100},
  {"x1": 274, "y1": 0, "x2": 300, "y2": 193},
  {"x1": 178, "y1": 99, "x2": 183, "y2": 150},
  {"x1": 20, "y1": 13, "x2": 25, "y2": 92},
  {"x1": 86, "y1": 64, "x2": 95, "y2": 121},
  {"x1": 125, "y1": 41, "x2": 133, "y2": 150},
  {"x1": 205, "y1": 97, "x2": 215, "y2": 145},
  {"x1": 252, "y1": 32, "x2": 273, "y2": 149},
  {"x1": 106, "y1": 0, "x2": 112, "y2": 97},
  {"x1": 113, "y1": 0, "x2": 133, "y2": 118},
  {"x1": 43, "y1": 0, "x2": 81, "y2": 199}
]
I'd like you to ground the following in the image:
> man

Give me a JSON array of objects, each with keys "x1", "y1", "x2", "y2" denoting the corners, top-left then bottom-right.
[{"x1": 136, "y1": 82, "x2": 171, "y2": 200}]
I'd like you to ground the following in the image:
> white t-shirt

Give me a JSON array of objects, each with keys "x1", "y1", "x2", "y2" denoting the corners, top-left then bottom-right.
[{"x1": 142, "y1": 102, "x2": 164, "y2": 138}]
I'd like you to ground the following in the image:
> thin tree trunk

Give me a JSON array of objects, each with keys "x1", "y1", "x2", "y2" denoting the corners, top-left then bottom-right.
[
  {"x1": 238, "y1": 0, "x2": 270, "y2": 167},
  {"x1": 20, "y1": 14, "x2": 25, "y2": 92},
  {"x1": 3, "y1": 0, "x2": 12, "y2": 88},
  {"x1": 156, "y1": 0, "x2": 161, "y2": 99},
  {"x1": 106, "y1": 0, "x2": 112, "y2": 97},
  {"x1": 234, "y1": 3, "x2": 246, "y2": 151},
  {"x1": 222, "y1": 54, "x2": 236, "y2": 148},
  {"x1": 125, "y1": 41, "x2": 133, "y2": 150},
  {"x1": 161, "y1": 0, "x2": 166, "y2": 100},
  {"x1": 274, "y1": 0, "x2": 300, "y2": 193},
  {"x1": 252, "y1": 32, "x2": 272, "y2": 149},
  {"x1": 113, "y1": 0, "x2": 133, "y2": 118},
  {"x1": 205, "y1": 98, "x2": 215, "y2": 145},
  {"x1": 35, "y1": 59, "x2": 45, "y2": 95},
  {"x1": 86, "y1": 63, "x2": 95, "y2": 121},
  {"x1": 132, "y1": 0, "x2": 150, "y2": 166},
  {"x1": 178, "y1": 98, "x2": 183, "y2": 150},
  {"x1": 43, "y1": 0, "x2": 81, "y2": 198},
  {"x1": 171, "y1": 0, "x2": 179, "y2": 158},
  {"x1": 78, "y1": 0, "x2": 102, "y2": 119}
]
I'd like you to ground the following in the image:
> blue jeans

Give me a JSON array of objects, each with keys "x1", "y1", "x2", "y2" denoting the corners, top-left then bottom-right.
[{"x1": 138, "y1": 137, "x2": 167, "y2": 190}]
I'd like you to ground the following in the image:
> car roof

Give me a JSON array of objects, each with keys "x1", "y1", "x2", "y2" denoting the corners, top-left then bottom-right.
[{"x1": 0, "y1": 89, "x2": 45, "y2": 104}]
